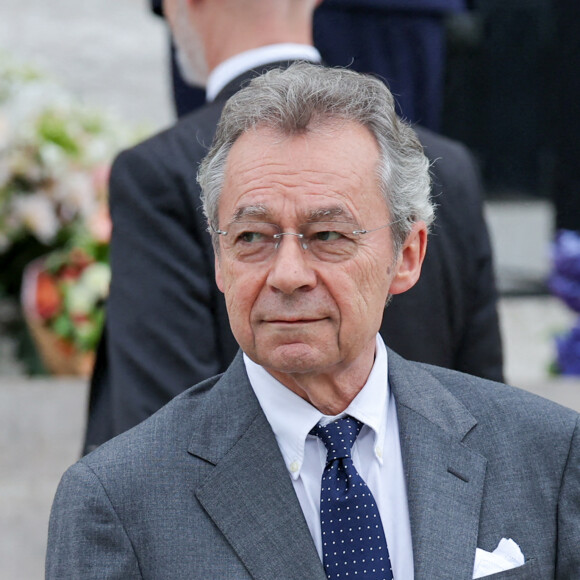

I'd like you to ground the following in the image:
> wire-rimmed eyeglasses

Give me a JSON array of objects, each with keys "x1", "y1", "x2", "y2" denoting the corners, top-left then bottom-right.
[{"x1": 211, "y1": 220, "x2": 401, "y2": 263}]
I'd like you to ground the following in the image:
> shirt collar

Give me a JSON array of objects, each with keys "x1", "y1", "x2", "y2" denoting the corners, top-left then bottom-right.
[
  {"x1": 244, "y1": 334, "x2": 390, "y2": 479},
  {"x1": 206, "y1": 43, "x2": 321, "y2": 102}
]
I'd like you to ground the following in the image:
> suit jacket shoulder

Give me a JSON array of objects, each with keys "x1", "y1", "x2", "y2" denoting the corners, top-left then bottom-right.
[
  {"x1": 118, "y1": 99, "x2": 223, "y2": 179},
  {"x1": 387, "y1": 349, "x2": 580, "y2": 578},
  {"x1": 51, "y1": 355, "x2": 326, "y2": 579},
  {"x1": 53, "y1": 352, "x2": 580, "y2": 578}
]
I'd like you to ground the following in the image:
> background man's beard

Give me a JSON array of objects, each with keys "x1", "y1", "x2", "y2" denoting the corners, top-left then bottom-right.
[
  {"x1": 174, "y1": 42, "x2": 207, "y2": 87},
  {"x1": 171, "y1": 1, "x2": 209, "y2": 88}
]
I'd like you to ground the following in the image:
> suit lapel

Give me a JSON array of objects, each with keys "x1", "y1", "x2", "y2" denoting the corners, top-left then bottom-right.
[
  {"x1": 188, "y1": 354, "x2": 326, "y2": 580},
  {"x1": 388, "y1": 350, "x2": 487, "y2": 579}
]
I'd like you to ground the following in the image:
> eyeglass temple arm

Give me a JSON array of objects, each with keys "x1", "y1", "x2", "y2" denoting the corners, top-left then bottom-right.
[
  {"x1": 352, "y1": 218, "x2": 404, "y2": 235},
  {"x1": 210, "y1": 223, "x2": 228, "y2": 236}
]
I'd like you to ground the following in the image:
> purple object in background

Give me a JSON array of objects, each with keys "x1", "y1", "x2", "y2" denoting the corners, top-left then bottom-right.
[
  {"x1": 549, "y1": 230, "x2": 580, "y2": 314},
  {"x1": 556, "y1": 321, "x2": 580, "y2": 375},
  {"x1": 550, "y1": 230, "x2": 580, "y2": 374}
]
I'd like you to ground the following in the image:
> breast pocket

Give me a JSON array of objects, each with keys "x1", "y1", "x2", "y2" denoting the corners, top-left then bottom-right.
[{"x1": 477, "y1": 559, "x2": 538, "y2": 579}]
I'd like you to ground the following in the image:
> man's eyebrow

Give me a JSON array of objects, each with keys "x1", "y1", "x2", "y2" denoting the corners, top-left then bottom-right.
[
  {"x1": 231, "y1": 205, "x2": 271, "y2": 221},
  {"x1": 230, "y1": 205, "x2": 356, "y2": 223},
  {"x1": 305, "y1": 206, "x2": 356, "y2": 222}
]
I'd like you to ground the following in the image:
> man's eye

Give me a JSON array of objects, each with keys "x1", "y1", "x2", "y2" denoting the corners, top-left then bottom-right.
[
  {"x1": 315, "y1": 230, "x2": 343, "y2": 242},
  {"x1": 239, "y1": 231, "x2": 265, "y2": 243}
]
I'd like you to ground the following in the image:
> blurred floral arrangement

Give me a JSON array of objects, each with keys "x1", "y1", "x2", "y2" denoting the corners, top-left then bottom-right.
[
  {"x1": 21, "y1": 239, "x2": 111, "y2": 375},
  {"x1": 549, "y1": 230, "x2": 580, "y2": 375},
  {"x1": 0, "y1": 52, "x2": 143, "y2": 373}
]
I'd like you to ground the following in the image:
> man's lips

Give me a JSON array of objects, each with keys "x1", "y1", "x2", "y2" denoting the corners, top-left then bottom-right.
[{"x1": 262, "y1": 317, "x2": 326, "y2": 324}]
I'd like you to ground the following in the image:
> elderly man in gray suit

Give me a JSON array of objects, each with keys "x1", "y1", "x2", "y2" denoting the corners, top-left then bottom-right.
[{"x1": 47, "y1": 64, "x2": 579, "y2": 579}]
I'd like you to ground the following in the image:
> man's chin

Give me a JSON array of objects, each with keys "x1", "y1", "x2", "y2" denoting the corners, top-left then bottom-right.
[{"x1": 256, "y1": 342, "x2": 332, "y2": 376}]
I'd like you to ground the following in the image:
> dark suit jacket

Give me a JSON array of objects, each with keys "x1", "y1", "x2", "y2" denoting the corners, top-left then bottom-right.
[
  {"x1": 84, "y1": 64, "x2": 503, "y2": 453},
  {"x1": 317, "y1": 0, "x2": 465, "y2": 11},
  {"x1": 49, "y1": 351, "x2": 580, "y2": 579},
  {"x1": 313, "y1": 0, "x2": 467, "y2": 130},
  {"x1": 554, "y1": 0, "x2": 580, "y2": 231}
]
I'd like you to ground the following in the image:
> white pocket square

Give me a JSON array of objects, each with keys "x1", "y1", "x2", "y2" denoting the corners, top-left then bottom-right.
[{"x1": 472, "y1": 538, "x2": 525, "y2": 579}]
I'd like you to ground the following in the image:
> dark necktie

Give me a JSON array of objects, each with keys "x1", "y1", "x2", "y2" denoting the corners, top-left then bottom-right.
[{"x1": 311, "y1": 416, "x2": 394, "y2": 580}]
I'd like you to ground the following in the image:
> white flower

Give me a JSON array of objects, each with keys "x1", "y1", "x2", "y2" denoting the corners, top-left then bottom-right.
[
  {"x1": 11, "y1": 192, "x2": 60, "y2": 243},
  {"x1": 65, "y1": 283, "x2": 96, "y2": 316},
  {"x1": 0, "y1": 114, "x2": 11, "y2": 151},
  {"x1": 7, "y1": 145, "x2": 48, "y2": 183},
  {"x1": 84, "y1": 136, "x2": 111, "y2": 165},
  {"x1": 38, "y1": 142, "x2": 68, "y2": 176},
  {"x1": 66, "y1": 263, "x2": 110, "y2": 316},
  {"x1": 54, "y1": 171, "x2": 96, "y2": 220},
  {"x1": 0, "y1": 52, "x2": 145, "y2": 255},
  {"x1": 80, "y1": 262, "x2": 111, "y2": 299}
]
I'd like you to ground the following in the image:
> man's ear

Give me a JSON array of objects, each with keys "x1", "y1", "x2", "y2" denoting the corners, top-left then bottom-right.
[
  {"x1": 215, "y1": 254, "x2": 224, "y2": 293},
  {"x1": 389, "y1": 221, "x2": 428, "y2": 295}
]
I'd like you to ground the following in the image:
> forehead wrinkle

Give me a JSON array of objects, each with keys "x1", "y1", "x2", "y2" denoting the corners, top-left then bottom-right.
[
  {"x1": 235, "y1": 151, "x2": 359, "y2": 187},
  {"x1": 232, "y1": 157, "x2": 288, "y2": 182}
]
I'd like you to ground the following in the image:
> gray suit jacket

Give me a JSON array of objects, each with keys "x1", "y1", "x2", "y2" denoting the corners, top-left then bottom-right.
[{"x1": 47, "y1": 351, "x2": 579, "y2": 579}]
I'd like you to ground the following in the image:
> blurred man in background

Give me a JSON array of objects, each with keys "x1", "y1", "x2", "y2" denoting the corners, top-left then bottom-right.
[{"x1": 156, "y1": 0, "x2": 466, "y2": 131}]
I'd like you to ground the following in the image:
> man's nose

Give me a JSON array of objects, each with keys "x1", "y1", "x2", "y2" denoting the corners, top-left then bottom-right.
[{"x1": 266, "y1": 234, "x2": 317, "y2": 294}]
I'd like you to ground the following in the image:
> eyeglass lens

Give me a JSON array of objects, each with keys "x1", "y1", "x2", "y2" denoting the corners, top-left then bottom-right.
[{"x1": 219, "y1": 221, "x2": 368, "y2": 263}]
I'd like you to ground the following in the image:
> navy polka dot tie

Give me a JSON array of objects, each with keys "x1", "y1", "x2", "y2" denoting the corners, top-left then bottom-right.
[{"x1": 311, "y1": 416, "x2": 394, "y2": 580}]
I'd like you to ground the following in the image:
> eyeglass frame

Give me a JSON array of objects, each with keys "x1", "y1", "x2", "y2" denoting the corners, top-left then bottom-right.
[{"x1": 209, "y1": 218, "x2": 404, "y2": 262}]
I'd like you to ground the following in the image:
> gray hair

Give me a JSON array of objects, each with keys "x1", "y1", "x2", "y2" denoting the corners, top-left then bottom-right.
[{"x1": 198, "y1": 62, "x2": 434, "y2": 254}]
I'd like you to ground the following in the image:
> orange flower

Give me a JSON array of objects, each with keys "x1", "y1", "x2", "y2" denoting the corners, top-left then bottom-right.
[{"x1": 36, "y1": 270, "x2": 61, "y2": 319}]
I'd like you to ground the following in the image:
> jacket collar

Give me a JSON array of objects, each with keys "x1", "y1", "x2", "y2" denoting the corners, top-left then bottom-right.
[{"x1": 214, "y1": 60, "x2": 319, "y2": 103}]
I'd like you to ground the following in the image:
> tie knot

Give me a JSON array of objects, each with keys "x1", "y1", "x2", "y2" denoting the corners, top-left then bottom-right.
[{"x1": 310, "y1": 416, "x2": 363, "y2": 462}]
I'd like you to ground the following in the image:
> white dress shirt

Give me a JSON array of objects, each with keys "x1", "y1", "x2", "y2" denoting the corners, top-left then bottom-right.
[
  {"x1": 244, "y1": 334, "x2": 414, "y2": 578},
  {"x1": 205, "y1": 43, "x2": 322, "y2": 102}
]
